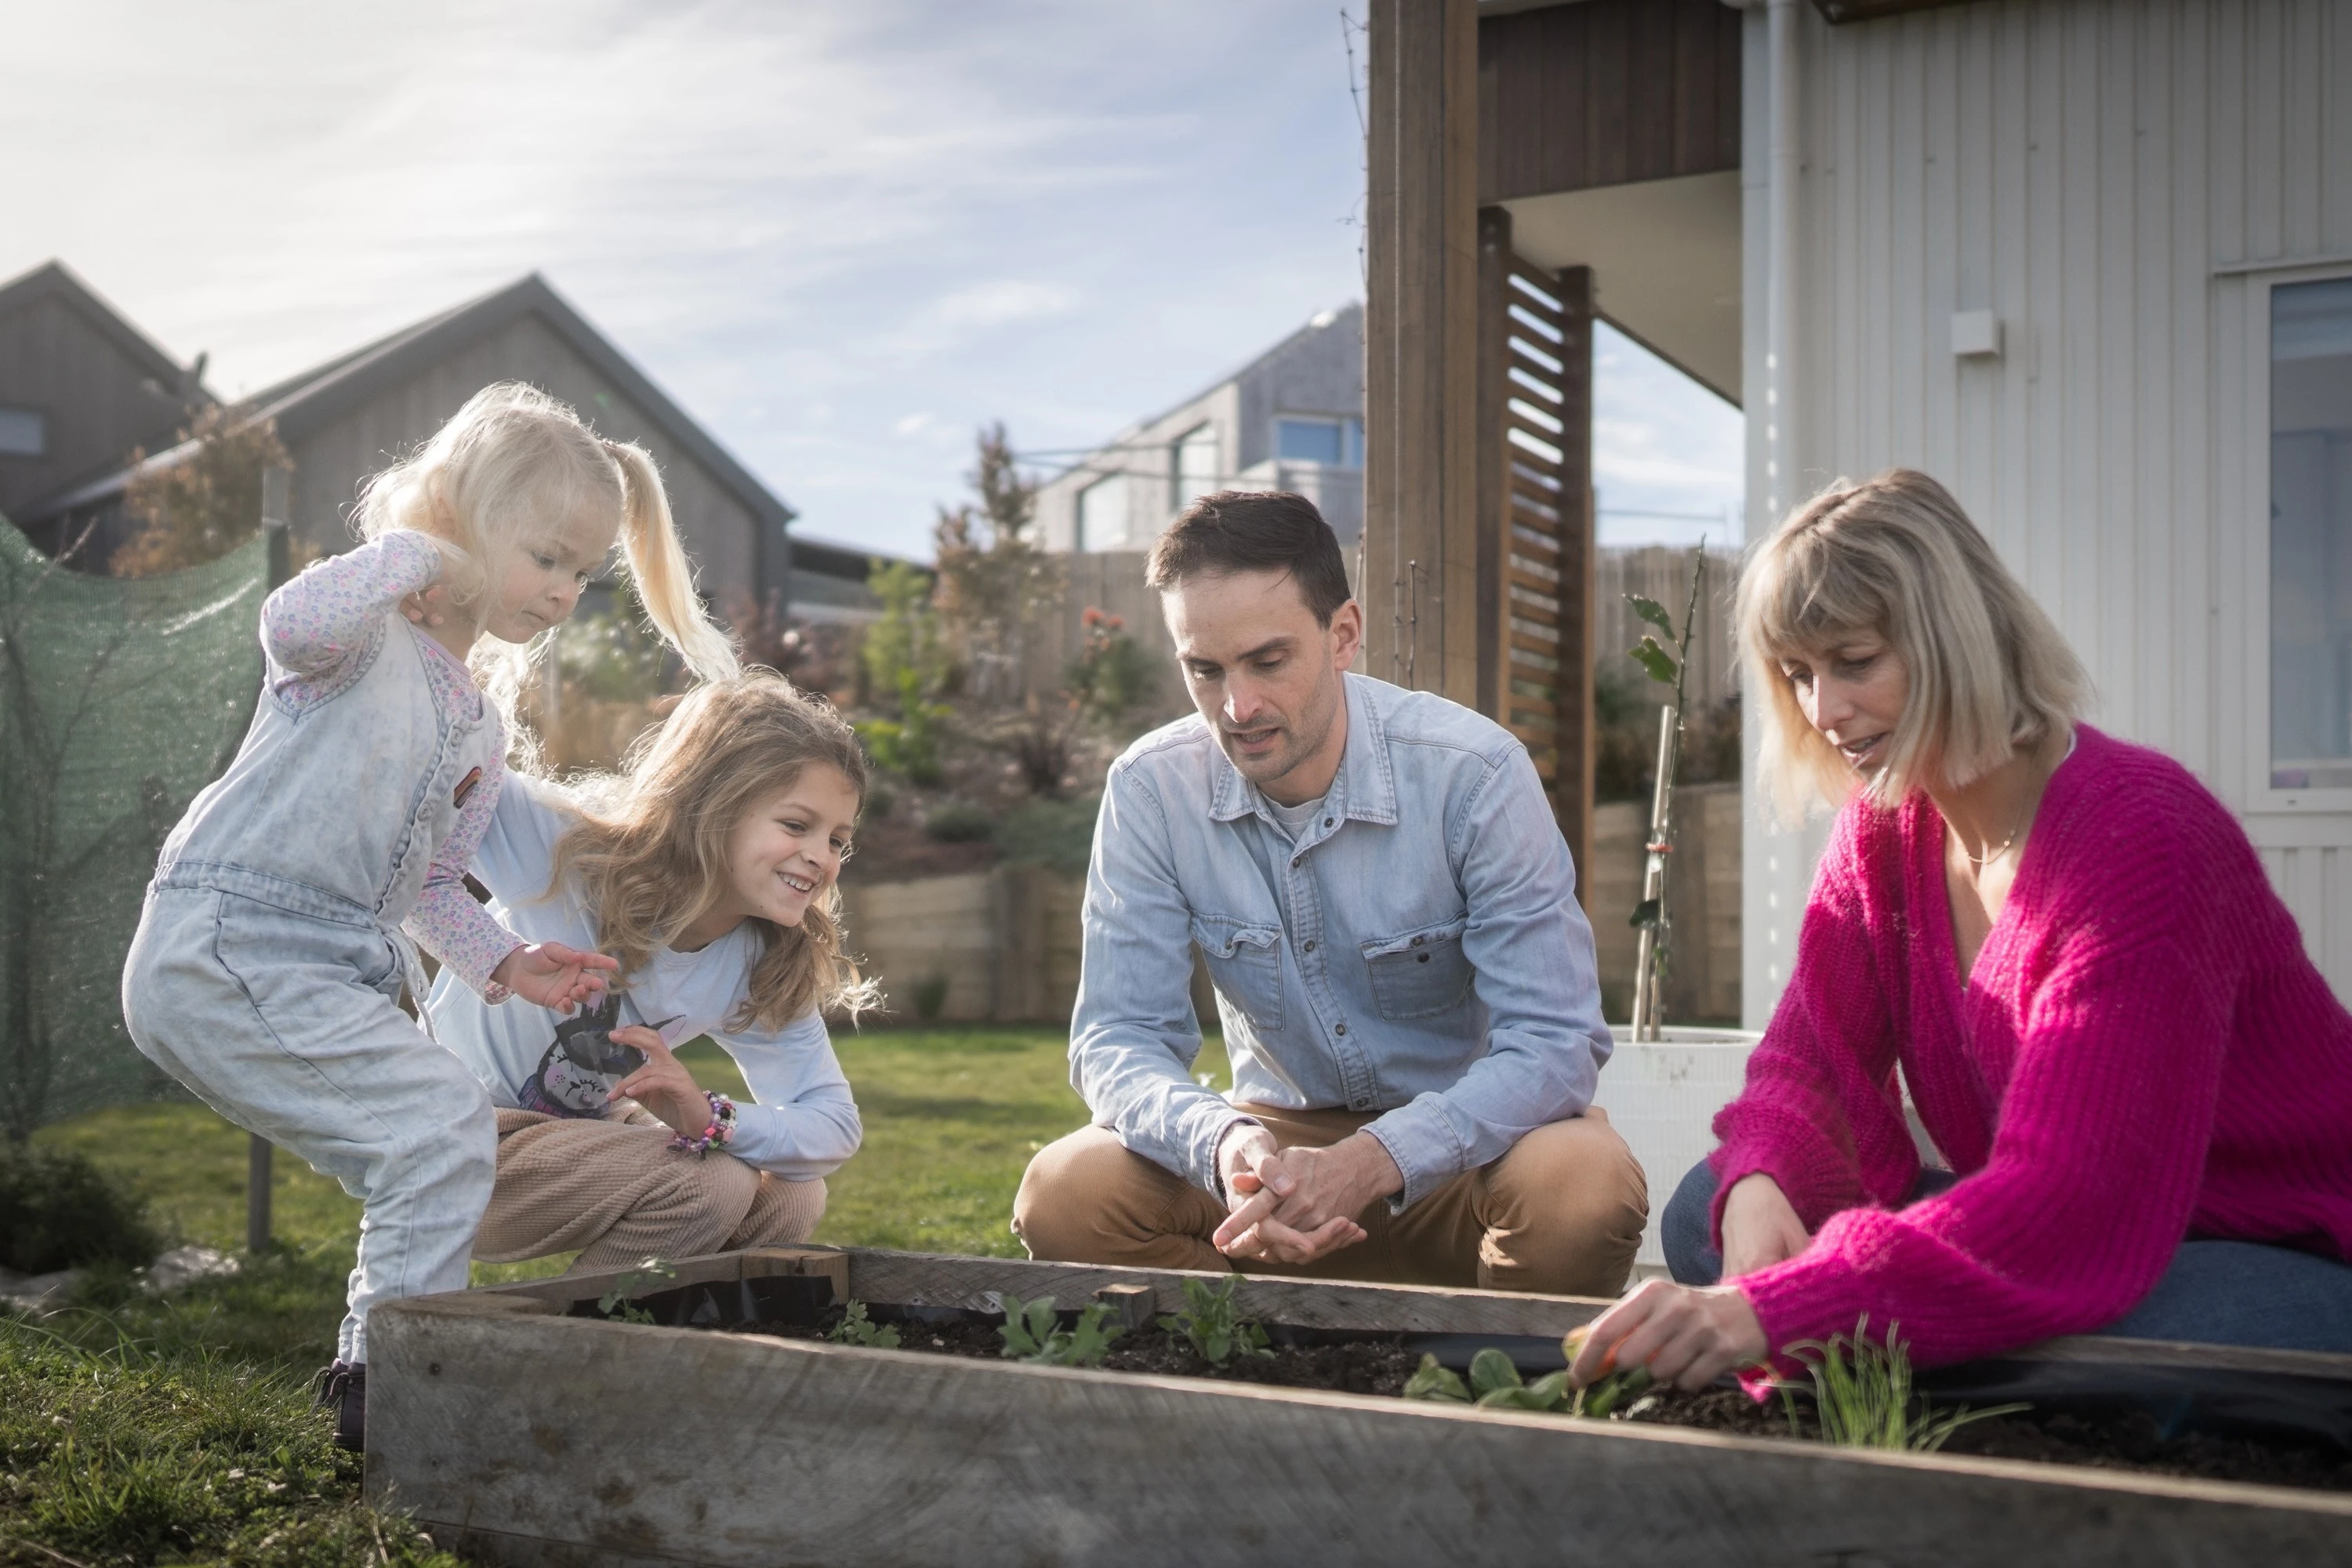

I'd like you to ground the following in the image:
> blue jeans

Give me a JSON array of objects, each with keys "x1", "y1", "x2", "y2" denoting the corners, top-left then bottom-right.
[{"x1": 1661, "y1": 1158, "x2": 2352, "y2": 1354}]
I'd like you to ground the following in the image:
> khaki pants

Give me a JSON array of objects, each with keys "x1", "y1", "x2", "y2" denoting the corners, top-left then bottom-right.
[
  {"x1": 1012, "y1": 1103, "x2": 1646, "y2": 1296},
  {"x1": 474, "y1": 1108, "x2": 826, "y2": 1274}
]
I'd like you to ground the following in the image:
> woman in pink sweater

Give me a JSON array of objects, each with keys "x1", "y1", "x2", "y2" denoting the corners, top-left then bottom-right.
[{"x1": 1571, "y1": 469, "x2": 2352, "y2": 1393}]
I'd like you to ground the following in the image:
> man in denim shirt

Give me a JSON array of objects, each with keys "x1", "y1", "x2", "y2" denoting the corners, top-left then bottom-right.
[{"x1": 1014, "y1": 493, "x2": 1646, "y2": 1293}]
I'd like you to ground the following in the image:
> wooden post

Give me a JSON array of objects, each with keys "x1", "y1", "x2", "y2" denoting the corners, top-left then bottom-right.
[
  {"x1": 1554, "y1": 266, "x2": 1597, "y2": 900},
  {"x1": 249, "y1": 465, "x2": 292, "y2": 1255},
  {"x1": 1363, "y1": 0, "x2": 1479, "y2": 702}
]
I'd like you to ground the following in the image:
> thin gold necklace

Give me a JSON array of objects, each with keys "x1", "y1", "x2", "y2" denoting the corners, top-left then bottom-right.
[{"x1": 1961, "y1": 819, "x2": 2024, "y2": 869}]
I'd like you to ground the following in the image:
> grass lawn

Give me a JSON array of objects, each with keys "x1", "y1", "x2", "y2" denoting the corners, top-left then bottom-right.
[{"x1": 6, "y1": 1025, "x2": 1227, "y2": 1566}]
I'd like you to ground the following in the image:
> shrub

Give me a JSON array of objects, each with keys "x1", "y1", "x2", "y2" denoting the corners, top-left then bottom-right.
[
  {"x1": 924, "y1": 802, "x2": 996, "y2": 843},
  {"x1": 997, "y1": 796, "x2": 1098, "y2": 877},
  {"x1": 0, "y1": 1145, "x2": 159, "y2": 1276}
]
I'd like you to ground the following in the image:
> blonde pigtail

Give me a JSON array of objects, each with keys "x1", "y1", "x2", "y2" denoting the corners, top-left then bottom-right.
[{"x1": 604, "y1": 440, "x2": 739, "y2": 685}]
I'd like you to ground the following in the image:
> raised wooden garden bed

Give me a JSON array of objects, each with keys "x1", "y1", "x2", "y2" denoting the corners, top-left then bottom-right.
[{"x1": 368, "y1": 1248, "x2": 2352, "y2": 1567}]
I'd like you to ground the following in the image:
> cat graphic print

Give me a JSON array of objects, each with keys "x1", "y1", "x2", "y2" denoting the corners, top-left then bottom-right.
[{"x1": 518, "y1": 993, "x2": 682, "y2": 1117}]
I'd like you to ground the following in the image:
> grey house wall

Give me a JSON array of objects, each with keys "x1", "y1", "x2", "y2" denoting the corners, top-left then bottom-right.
[
  {"x1": 283, "y1": 314, "x2": 763, "y2": 601},
  {"x1": 1035, "y1": 303, "x2": 1365, "y2": 557},
  {"x1": 0, "y1": 270, "x2": 199, "y2": 524}
]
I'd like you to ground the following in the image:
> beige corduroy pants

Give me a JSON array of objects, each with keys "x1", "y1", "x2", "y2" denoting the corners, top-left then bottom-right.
[{"x1": 473, "y1": 1108, "x2": 826, "y2": 1273}]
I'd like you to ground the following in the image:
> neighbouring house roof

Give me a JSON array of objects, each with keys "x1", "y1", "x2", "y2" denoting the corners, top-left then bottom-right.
[
  {"x1": 0, "y1": 260, "x2": 203, "y2": 401},
  {"x1": 1047, "y1": 301, "x2": 1363, "y2": 485},
  {"x1": 26, "y1": 273, "x2": 795, "y2": 535}
]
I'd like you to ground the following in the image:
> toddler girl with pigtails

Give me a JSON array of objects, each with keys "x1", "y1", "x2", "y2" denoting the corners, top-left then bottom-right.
[{"x1": 122, "y1": 381, "x2": 737, "y2": 1452}]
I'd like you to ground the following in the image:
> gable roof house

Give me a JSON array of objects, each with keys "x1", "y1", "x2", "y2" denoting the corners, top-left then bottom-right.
[
  {"x1": 1363, "y1": 0, "x2": 2352, "y2": 1015},
  {"x1": 1033, "y1": 302, "x2": 1367, "y2": 558},
  {"x1": 0, "y1": 262, "x2": 213, "y2": 551},
  {"x1": 0, "y1": 264, "x2": 887, "y2": 622}
]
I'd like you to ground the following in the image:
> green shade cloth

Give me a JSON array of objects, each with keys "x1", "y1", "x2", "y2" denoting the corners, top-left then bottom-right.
[{"x1": 0, "y1": 514, "x2": 268, "y2": 1137}]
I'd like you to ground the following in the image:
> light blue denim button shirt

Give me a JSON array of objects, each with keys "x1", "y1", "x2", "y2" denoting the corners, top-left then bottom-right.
[{"x1": 1072, "y1": 671, "x2": 1612, "y2": 1210}]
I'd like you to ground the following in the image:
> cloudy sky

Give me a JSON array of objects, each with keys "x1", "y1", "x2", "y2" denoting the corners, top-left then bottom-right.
[{"x1": 5, "y1": 0, "x2": 1740, "y2": 561}]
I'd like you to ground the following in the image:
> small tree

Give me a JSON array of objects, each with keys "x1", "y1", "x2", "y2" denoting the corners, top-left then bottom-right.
[
  {"x1": 1624, "y1": 543, "x2": 1708, "y2": 1040},
  {"x1": 113, "y1": 408, "x2": 300, "y2": 578},
  {"x1": 855, "y1": 560, "x2": 953, "y2": 784},
  {"x1": 932, "y1": 423, "x2": 1062, "y2": 708}
]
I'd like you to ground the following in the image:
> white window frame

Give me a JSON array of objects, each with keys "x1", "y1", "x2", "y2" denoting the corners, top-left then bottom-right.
[
  {"x1": 0, "y1": 403, "x2": 49, "y2": 459},
  {"x1": 2245, "y1": 261, "x2": 2352, "y2": 815},
  {"x1": 1272, "y1": 413, "x2": 1362, "y2": 470},
  {"x1": 1171, "y1": 423, "x2": 1218, "y2": 514},
  {"x1": 1076, "y1": 472, "x2": 1130, "y2": 554}
]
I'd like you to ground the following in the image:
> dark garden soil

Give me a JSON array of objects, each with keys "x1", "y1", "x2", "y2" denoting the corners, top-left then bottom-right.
[
  {"x1": 724, "y1": 1305, "x2": 2352, "y2": 1495},
  {"x1": 743, "y1": 1312, "x2": 1428, "y2": 1398}
]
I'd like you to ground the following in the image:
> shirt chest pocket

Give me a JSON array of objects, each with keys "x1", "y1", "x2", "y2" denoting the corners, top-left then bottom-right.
[
  {"x1": 1189, "y1": 916, "x2": 1285, "y2": 1033},
  {"x1": 1361, "y1": 916, "x2": 1474, "y2": 1021}
]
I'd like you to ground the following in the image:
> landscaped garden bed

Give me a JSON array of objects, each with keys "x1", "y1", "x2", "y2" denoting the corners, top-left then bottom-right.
[{"x1": 369, "y1": 1248, "x2": 2352, "y2": 1567}]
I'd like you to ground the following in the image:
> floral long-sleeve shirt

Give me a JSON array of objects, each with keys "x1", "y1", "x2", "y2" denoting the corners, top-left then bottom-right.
[{"x1": 261, "y1": 530, "x2": 523, "y2": 999}]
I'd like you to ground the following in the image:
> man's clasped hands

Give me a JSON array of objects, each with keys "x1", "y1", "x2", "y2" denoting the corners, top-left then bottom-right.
[{"x1": 1211, "y1": 1123, "x2": 1796, "y2": 1395}]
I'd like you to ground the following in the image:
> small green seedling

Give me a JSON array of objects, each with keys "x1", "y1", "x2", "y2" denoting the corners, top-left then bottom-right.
[
  {"x1": 997, "y1": 1293, "x2": 1124, "y2": 1368},
  {"x1": 1403, "y1": 1349, "x2": 1575, "y2": 1412},
  {"x1": 597, "y1": 1258, "x2": 679, "y2": 1325},
  {"x1": 1560, "y1": 1323, "x2": 1654, "y2": 1417},
  {"x1": 1156, "y1": 1276, "x2": 1273, "y2": 1367},
  {"x1": 826, "y1": 1300, "x2": 901, "y2": 1349},
  {"x1": 1777, "y1": 1317, "x2": 2027, "y2": 1452}
]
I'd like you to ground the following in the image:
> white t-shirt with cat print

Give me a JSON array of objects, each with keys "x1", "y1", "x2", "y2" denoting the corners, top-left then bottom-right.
[{"x1": 423, "y1": 775, "x2": 860, "y2": 1181}]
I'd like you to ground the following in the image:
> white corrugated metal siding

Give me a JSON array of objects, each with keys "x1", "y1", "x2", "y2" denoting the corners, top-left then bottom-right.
[{"x1": 1743, "y1": 0, "x2": 2352, "y2": 1024}]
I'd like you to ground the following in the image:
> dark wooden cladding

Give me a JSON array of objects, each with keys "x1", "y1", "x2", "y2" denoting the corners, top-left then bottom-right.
[{"x1": 1476, "y1": 0, "x2": 1741, "y2": 204}]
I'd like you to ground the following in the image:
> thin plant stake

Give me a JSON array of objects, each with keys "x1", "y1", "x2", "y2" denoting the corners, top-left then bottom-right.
[{"x1": 1627, "y1": 543, "x2": 1707, "y2": 1040}]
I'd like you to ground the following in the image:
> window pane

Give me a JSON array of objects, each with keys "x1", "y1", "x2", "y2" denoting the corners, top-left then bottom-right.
[
  {"x1": 1276, "y1": 416, "x2": 1344, "y2": 465},
  {"x1": 0, "y1": 406, "x2": 45, "y2": 458},
  {"x1": 1077, "y1": 474, "x2": 1129, "y2": 553},
  {"x1": 1174, "y1": 424, "x2": 1218, "y2": 510},
  {"x1": 2271, "y1": 277, "x2": 2352, "y2": 789}
]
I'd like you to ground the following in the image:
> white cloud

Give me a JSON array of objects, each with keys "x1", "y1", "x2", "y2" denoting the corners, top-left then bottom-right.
[
  {"x1": 893, "y1": 412, "x2": 935, "y2": 437},
  {"x1": 934, "y1": 281, "x2": 1075, "y2": 329}
]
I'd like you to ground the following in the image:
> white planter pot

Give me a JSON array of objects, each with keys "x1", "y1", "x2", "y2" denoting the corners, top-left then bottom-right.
[{"x1": 1590, "y1": 1026, "x2": 1761, "y2": 1271}]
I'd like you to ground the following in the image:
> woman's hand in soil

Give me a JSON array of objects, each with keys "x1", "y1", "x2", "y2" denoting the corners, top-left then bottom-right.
[
  {"x1": 608, "y1": 1027, "x2": 710, "y2": 1138},
  {"x1": 491, "y1": 942, "x2": 619, "y2": 1013},
  {"x1": 1212, "y1": 1128, "x2": 1392, "y2": 1265},
  {"x1": 1719, "y1": 1172, "x2": 1810, "y2": 1279},
  {"x1": 1570, "y1": 1279, "x2": 1768, "y2": 1394}
]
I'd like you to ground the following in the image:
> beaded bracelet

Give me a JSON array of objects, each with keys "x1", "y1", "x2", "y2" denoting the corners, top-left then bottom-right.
[{"x1": 669, "y1": 1091, "x2": 738, "y2": 1156}]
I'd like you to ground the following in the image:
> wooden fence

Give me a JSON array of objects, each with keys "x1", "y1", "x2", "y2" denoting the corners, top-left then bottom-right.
[{"x1": 841, "y1": 783, "x2": 1738, "y2": 1032}]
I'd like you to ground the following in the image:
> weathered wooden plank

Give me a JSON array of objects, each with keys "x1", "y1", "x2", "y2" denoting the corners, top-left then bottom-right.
[{"x1": 370, "y1": 1300, "x2": 2352, "y2": 1568}]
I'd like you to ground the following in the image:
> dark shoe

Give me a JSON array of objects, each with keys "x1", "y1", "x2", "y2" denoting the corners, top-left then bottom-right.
[{"x1": 312, "y1": 1360, "x2": 365, "y2": 1453}]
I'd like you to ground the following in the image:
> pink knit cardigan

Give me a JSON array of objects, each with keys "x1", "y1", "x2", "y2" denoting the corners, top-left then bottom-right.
[{"x1": 1712, "y1": 724, "x2": 2352, "y2": 1366}]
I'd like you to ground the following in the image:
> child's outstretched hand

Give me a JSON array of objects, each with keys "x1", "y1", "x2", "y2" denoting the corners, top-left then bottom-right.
[
  {"x1": 608, "y1": 1027, "x2": 710, "y2": 1138},
  {"x1": 491, "y1": 942, "x2": 619, "y2": 1013},
  {"x1": 400, "y1": 583, "x2": 451, "y2": 628}
]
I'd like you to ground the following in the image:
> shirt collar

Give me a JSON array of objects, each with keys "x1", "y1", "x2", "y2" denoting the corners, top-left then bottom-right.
[{"x1": 1205, "y1": 673, "x2": 1399, "y2": 828}]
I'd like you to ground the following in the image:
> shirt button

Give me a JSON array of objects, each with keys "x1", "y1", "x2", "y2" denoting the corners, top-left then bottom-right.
[
  {"x1": 1303, "y1": 940, "x2": 1316, "y2": 953},
  {"x1": 1323, "y1": 817, "x2": 1334, "y2": 828},
  {"x1": 1334, "y1": 1022, "x2": 1348, "y2": 1036},
  {"x1": 1291, "y1": 856, "x2": 1302, "y2": 868}
]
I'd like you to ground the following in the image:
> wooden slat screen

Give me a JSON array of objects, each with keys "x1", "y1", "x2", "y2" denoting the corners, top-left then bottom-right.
[{"x1": 1475, "y1": 202, "x2": 1596, "y2": 895}]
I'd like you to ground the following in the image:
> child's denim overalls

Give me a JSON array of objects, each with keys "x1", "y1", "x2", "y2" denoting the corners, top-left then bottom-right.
[{"x1": 124, "y1": 592, "x2": 503, "y2": 1364}]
